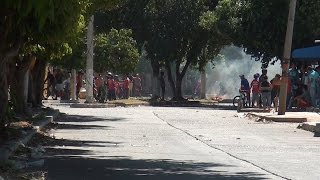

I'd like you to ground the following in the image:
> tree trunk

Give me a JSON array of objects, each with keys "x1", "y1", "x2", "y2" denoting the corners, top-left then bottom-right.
[
  {"x1": 0, "y1": 58, "x2": 9, "y2": 128},
  {"x1": 150, "y1": 59, "x2": 160, "y2": 99},
  {"x1": 31, "y1": 59, "x2": 46, "y2": 106},
  {"x1": 11, "y1": 57, "x2": 34, "y2": 115},
  {"x1": 152, "y1": 71, "x2": 160, "y2": 99},
  {"x1": 0, "y1": 40, "x2": 22, "y2": 128},
  {"x1": 165, "y1": 60, "x2": 176, "y2": 98},
  {"x1": 71, "y1": 69, "x2": 77, "y2": 100},
  {"x1": 174, "y1": 75, "x2": 184, "y2": 101}
]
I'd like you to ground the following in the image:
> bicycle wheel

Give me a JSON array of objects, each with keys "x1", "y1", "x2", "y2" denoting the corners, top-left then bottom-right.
[{"x1": 233, "y1": 96, "x2": 240, "y2": 107}]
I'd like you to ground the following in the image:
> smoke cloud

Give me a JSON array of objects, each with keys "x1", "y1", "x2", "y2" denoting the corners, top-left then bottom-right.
[{"x1": 206, "y1": 46, "x2": 281, "y2": 99}]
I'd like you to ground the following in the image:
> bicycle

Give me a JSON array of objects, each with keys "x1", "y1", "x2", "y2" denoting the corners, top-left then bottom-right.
[{"x1": 233, "y1": 90, "x2": 249, "y2": 109}]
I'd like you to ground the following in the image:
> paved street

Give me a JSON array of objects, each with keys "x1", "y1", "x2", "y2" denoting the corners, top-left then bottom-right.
[{"x1": 42, "y1": 105, "x2": 320, "y2": 180}]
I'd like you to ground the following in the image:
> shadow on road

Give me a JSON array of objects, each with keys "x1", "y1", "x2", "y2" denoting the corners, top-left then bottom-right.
[
  {"x1": 43, "y1": 155, "x2": 269, "y2": 180},
  {"x1": 58, "y1": 114, "x2": 126, "y2": 123},
  {"x1": 33, "y1": 110, "x2": 270, "y2": 179},
  {"x1": 49, "y1": 114, "x2": 126, "y2": 130},
  {"x1": 36, "y1": 137, "x2": 269, "y2": 179},
  {"x1": 54, "y1": 123, "x2": 111, "y2": 130}
]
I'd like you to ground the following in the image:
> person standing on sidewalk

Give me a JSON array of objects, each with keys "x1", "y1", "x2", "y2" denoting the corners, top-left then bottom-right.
[
  {"x1": 260, "y1": 76, "x2": 272, "y2": 112},
  {"x1": 270, "y1": 74, "x2": 281, "y2": 112},
  {"x1": 307, "y1": 66, "x2": 319, "y2": 107},
  {"x1": 250, "y1": 74, "x2": 260, "y2": 107},
  {"x1": 107, "y1": 74, "x2": 116, "y2": 101},
  {"x1": 316, "y1": 66, "x2": 320, "y2": 107}
]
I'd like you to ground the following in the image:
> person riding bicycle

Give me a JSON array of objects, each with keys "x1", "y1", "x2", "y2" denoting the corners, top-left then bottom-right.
[{"x1": 239, "y1": 75, "x2": 250, "y2": 107}]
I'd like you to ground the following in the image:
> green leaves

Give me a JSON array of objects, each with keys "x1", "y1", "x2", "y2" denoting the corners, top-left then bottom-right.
[
  {"x1": 216, "y1": 0, "x2": 320, "y2": 66},
  {"x1": 199, "y1": 11, "x2": 218, "y2": 30},
  {"x1": 95, "y1": 28, "x2": 140, "y2": 74}
]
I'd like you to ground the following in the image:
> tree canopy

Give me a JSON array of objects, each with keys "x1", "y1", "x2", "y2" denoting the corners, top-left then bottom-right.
[
  {"x1": 94, "y1": 28, "x2": 140, "y2": 74},
  {"x1": 216, "y1": 0, "x2": 320, "y2": 66}
]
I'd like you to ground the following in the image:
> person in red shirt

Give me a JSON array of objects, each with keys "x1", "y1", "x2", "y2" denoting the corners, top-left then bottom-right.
[
  {"x1": 107, "y1": 74, "x2": 116, "y2": 101},
  {"x1": 251, "y1": 73, "x2": 260, "y2": 107}
]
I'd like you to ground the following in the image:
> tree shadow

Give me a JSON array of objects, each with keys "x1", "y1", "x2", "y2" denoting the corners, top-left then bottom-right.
[
  {"x1": 38, "y1": 137, "x2": 270, "y2": 180},
  {"x1": 47, "y1": 139, "x2": 121, "y2": 148},
  {"x1": 54, "y1": 123, "x2": 111, "y2": 130},
  {"x1": 28, "y1": 123, "x2": 272, "y2": 180},
  {"x1": 43, "y1": 155, "x2": 270, "y2": 180},
  {"x1": 58, "y1": 114, "x2": 126, "y2": 123}
]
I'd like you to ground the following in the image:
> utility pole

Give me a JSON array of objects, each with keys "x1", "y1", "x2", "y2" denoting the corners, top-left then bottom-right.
[
  {"x1": 71, "y1": 69, "x2": 77, "y2": 101},
  {"x1": 278, "y1": 0, "x2": 297, "y2": 115},
  {"x1": 85, "y1": 15, "x2": 94, "y2": 103}
]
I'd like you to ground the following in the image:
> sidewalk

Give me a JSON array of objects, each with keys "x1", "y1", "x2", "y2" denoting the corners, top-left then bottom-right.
[
  {"x1": 69, "y1": 98, "x2": 150, "y2": 108},
  {"x1": 0, "y1": 109, "x2": 60, "y2": 162},
  {"x1": 248, "y1": 110, "x2": 320, "y2": 133}
]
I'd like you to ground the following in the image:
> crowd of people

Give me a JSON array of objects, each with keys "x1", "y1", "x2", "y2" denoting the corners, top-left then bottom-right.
[
  {"x1": 77, "y1": 71, "x2": 142, "y2": 103},
  {"x1": 239, "y1": 64, "x2": 320, "y2": 112},
  {"x1": 44, "y1": 68, "x2": 143, "y2": 102}
]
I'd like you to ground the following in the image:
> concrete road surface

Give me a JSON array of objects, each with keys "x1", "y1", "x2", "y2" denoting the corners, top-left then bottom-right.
[{"x1": 42, "y1": 105, "x2": 320, "y2": 180}]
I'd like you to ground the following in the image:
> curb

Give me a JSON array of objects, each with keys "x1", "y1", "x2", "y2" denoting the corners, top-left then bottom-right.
[
  {"x1": 248, "y1": 113, "x2": 307, "y2": 123},
  {"x1": 70, "y1": 103, "x2": 116, "y2": 108},
  {"x1": 70, "y1": 102, "x2": 149, "y2": 108},
  {"x1": 42, "y1": 100, "x2": 80, "y2": 104},
  {"x1": 0, "y1": 109, "x2": 60, "y2": 162}
]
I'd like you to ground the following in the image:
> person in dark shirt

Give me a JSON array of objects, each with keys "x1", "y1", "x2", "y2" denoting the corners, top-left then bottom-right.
[
  {"x1": 239, "y1": 75, "x2": 250, "y2": 107},
  {"x1": 259, "y1": 76, "x2": 271, "y2": 112}
]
